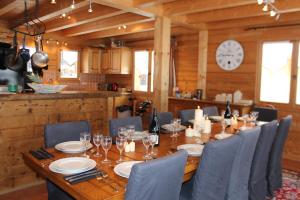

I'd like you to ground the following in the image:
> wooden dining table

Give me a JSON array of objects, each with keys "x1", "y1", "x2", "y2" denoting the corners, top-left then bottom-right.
[{"x1": 23, "y1": 121, "x2": 249, "y2": 200}]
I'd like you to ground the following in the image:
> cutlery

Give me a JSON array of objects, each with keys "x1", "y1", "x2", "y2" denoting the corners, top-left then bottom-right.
[
  {"x1": 39, "y1": 148, "x2": 54, "y2": 158},
  {"x1": 96, "y1": 172, "x2": 119, "y2": 192},
  {"x1": 68, "y1": 171, "x2": 102, "y2": 184},
  {"x1": 29, "y1": 150, "x2": 44, "y2": 160},
  {"x1": 64, "y1": 169, "x2": 98, "y2": 181}
]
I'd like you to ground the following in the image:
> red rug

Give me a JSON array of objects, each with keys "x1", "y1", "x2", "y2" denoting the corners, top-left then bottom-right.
[{"x1": 273, "y1": 170, "x2": 300, "y2": 200}]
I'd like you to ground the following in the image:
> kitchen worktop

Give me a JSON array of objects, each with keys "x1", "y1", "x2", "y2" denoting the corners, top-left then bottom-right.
[{"x1": 0, "y1": 90, "x2": 131, "y2": 101}]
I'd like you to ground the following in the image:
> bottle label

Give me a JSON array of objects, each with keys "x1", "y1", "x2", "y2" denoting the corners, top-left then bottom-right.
[{"x1": 225, "y1": 118, "x2": 231, "y2": 125}]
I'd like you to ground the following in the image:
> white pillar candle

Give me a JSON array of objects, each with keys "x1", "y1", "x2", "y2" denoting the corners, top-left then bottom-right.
[
  {"x1": 185, "y1": 126, "x2": 194, "y2": 137},
  {"x1": 194, "y1": 106, "x2": 203, "y2": 122},
  {"x1": 203, "y1": 119, "x2": 212, "y2": 134},
  {"x1": 129, "y1": 141, "x2": 135, "y2": 152},
  {"x1": 125, "y1": 142, "x2": 131, "y2": 152}
]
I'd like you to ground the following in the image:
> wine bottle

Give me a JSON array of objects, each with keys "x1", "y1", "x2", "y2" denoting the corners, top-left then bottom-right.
[
  {"x1": 224, "y1": 101, "x2": 232, "y2": 126},
  {"x1": 149, "y1": 107, "x2": 160, "y2": 146}
]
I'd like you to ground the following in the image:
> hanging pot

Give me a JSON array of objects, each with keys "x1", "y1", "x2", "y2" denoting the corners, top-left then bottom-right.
[
  {"x1": 7, "y1": 55, "x2": 24, "y2": 72},
  {"x1": 3, "y1": 31, "x2": 18, "y2": 68},
  {"x1": 31, "y1": 35, "x2": 48, "y2": 68}
]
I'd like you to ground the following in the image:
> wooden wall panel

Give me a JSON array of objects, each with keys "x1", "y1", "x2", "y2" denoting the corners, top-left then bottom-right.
[{"x1": 0, "y1": 97, "x2": 110, "y2": 194}]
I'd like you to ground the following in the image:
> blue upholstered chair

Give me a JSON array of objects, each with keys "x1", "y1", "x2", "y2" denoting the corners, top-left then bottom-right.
[
  {"x1": 109, "y1": 116, "x2": 143, "y2": 137},
  {"x1": 150, "y1": 112, "x2": 174, "y2": 128},
  {"x1": 178, "y1": 109, "x2": 195, "y2": 126},
  {"x1": 267, "y1": 115, "x2": 292, "y2": 197},
  {"x1": 44, "y1": 120, "x2": 91, "y2": 200},
  {"x1": 249, "y1": 120, "x2": 278, "y2": 200},
  {"x1": 253, "y1": 106, "x2": 278, "y2": 122},
  {"x1": 226, "y1": 127, "x2": 261, "y2": 200},
  {"x1": 180, "y1": 135, "x2": 242, "y2": 200},
  {"x1": 203, "y1": 106, "x2": 219, "y2": 116},
  {"x1": 125, "y1": 150, "x2": 188, "y2": 200}
]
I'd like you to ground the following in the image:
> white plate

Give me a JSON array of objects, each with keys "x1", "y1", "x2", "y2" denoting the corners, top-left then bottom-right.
[
  {"x1": 55, "y1": 141, "x2": 93, "y2": 153},
  {"x1": 208, "y1": 116, "x2": 222, "y2": 121},
  {"x1": 161, "y1": 124, "x2": 186, "y2": 132},
  {"x1": 114, "y1": 161, "x2": 143, "y2": 178},
  {"x1": 188, "y1": 119, "x2": 194, "y2": 124},
  {"x1": 49, "y1": 157, "x2": 96, "y2": 175},
  {"x1": 177, "y1": 144, "x2": 204, "y2": 157},
  {"x1": 130, "y1": 131, "x2": 148, "y2": 141},
  {"x1": 215, "y1": 133, "x2": 233, "y2": 140}
]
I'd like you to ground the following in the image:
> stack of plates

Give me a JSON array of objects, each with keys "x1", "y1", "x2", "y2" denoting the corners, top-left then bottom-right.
[
  {"x1": 114, "y1": 161, "x2": 143, "y2": 178},
  {"x1": 49, "y1": 157, "x2": 96, "y2": 175},
  {"x1": 161, "y1": 124, "x2": 186, "y2": 132},
  {"x1": 177, "y1": 144, "x2": 204, "y2": 157},
  {"x1": 55, "y1": 141, "x2": 93, "y2": 154},
  {"x1": 215, "y1": 133, "x2": 233, "y2": 140},
  {"x1": 130, "y1": 131, "x2": 148, "y2": 141}
]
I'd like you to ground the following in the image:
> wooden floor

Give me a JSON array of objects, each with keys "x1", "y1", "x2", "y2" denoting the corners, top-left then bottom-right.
[{"x1": 0, "y1": 159, "x2": 299, "y2": 200}]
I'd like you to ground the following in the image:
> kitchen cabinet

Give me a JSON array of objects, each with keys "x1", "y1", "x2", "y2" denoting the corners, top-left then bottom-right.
[
  {"x1": 101, "y1": 47, "x2": 132, "y2": 74},
  {"x1": 81, "y1": 47, "x2": 101, "y2": 73}
]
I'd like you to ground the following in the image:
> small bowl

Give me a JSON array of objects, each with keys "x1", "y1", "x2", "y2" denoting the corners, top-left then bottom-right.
[{"x1": 28, "y1": 83, "x2": 67, "y2": 94}]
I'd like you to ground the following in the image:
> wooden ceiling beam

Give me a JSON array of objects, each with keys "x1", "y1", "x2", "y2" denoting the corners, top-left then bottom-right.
[
  {"x1": 45, "y1": 4, "x2": 124, "y2": 33},
  {"x1": 187, "y1": 0, "x2": 300, "y2": 24},
  {"x1": 0, "y1": 0, "x2": 18, "y2": 16},
  {"x1": 207, "y1": 11, "x2": 300, "y2": 30},
  {"x1": 11, "y1": 0, "x2": 88, "y2": 28},
  {"x1": 133, "y1": 0, "x2": 176, "y2": 8},
  {"x1": 162, "y1": 0, "x2": 257, "y2": 16},
  {"x1": 77, "y1": 21, "x2": 155, "y2": 40},
  {"x1": 62, "y1": 13, "x2": 153, "y2": 37}
]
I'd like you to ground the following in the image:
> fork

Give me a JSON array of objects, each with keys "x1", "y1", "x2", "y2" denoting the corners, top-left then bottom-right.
[{"x1": 96, "y1": 172, "x2": 119, "y2": 192}]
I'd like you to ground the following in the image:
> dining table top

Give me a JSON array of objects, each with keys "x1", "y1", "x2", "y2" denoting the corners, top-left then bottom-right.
[{"x1": 23, "y1": 121, "x2": 252, "y2": 200}]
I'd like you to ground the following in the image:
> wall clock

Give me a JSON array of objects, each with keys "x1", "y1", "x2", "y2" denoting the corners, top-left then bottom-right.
[{"x1": 216, "y1": 39, "x2": 244, "y2": 71}]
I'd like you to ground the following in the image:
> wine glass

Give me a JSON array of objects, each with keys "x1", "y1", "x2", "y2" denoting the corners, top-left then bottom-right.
[
  {"x1": 171, "y1": 118, "x2": 180, "y2": 137},
  {"x1": 80, "y1": 132, "x2": 91, "y2": 157},
  {"x1": 221, "y1": 118, "x2": 226, "y2": 134},
  {"x1": 232, "y1": 110, "x2": 239, "y2": 120},
  {"x1": 242, "y1": 114, "x2": 249, "y2": 128},
  {"x1": 126, "y1": 125, "x2": 135, "y2": 142},
  {"x1": 142, "y1": 135, "x2": 152, "y2": 160},
  {"x1": 93, "y1": 134, "x2": 102, "y2": 157},
  {"x1": 118, "y1": 127, "x2": 128, "y2": 138},
  {"x1": 250, "y1": 111, "x2": 259, "y2": 124},
  {"x1": 101, "y1": 136, "x2": 112, "y2": 164},
  {"x1": 149, "y1": 132, "x2": 158, "y2": 156},
  {"x1": 116, "y1": 136, "x2": 126, "y2": 163}
]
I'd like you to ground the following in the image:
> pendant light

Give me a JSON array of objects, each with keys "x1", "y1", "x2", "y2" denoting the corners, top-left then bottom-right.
[{"x1": 88, "y1": 0, "x2": 93, "y2": 12}]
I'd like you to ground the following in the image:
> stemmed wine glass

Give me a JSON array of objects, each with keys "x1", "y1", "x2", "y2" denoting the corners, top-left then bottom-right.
[
  {"x1": 126, "y1": 125, "x2": 135, "y2": 142},
  {"x1": 118, "y1": 127, "x2": 128, "y2": 138},
  {"x1": 220, "y1": 118, "x2": 226, "y2": 134},
  {"x1": 171, "y1": 118, "x2": 181, "y2": 137},
  {"x1": 93, "y1": 134, "x2": 102, "y2": 157},
  {"x1": 80, "y1": 132, "x2": 91, "y2": 157},
  {"x1": 250, "y1": 111, "x2": 259, "y2": 125},
  {"x1": 232, "y1": 110, "x2": 239, "y2": 120},
  {"x1": 116, "y1": 136, "x2": 127, "y2": 163},
  {"x1": 101, "y1": 136, "x2": 112, "y2": 164},
  {"x1": 242, "y1": 114, "x2": 249, "y2": 128},
  {"x1": 149, "y1": 132, "x2": 158, "y2": 156},
  {"x1": 142, "y1": 135, "x2": 152, "y2": 160}
]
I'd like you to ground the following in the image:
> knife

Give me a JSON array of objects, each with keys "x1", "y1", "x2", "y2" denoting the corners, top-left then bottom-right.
[
  {"x1": 68, "y1": 171, "x2": 101, "y2": 184},
  {"x1": 39, "y1": 148, "x2": 54, "y2": 158},
  {"x1": 64, "y1": 168, "x2": 98, "y2": 181},
  {"x1": 29, "y1": 150, "x2": 44, "y2": 160}
]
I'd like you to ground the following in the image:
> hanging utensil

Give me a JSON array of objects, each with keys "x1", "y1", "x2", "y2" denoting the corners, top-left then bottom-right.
[
  {"x1": 20, "y1": 35, "x2": 30, "y2": 62},
  {"x1": 31, "y1": 35, "x2": 48, "y2": 68}
]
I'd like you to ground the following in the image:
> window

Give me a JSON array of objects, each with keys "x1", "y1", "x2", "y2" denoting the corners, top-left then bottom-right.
[
  {"x1": 133, "y1": 50, "x2": 154, "y2": 92},
  {"x1": 60, "y1": 50, "x2": 78, "y2": 78},
  {"x1": 260, "y1": 41, "x2": 292, "y2": 103},
  {"x1": 296, "y1": 44, "x2": 300, "y2": 105}
]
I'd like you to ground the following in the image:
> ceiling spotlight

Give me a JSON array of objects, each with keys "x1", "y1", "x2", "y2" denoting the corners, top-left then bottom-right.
[
  {"x1": 262, "y1": 4, "x2": 268, "y2": 12},
  {"x1": 123, "y1": 25, "x2": 127, "y2": 29},
  {"x1": 46, "y1": 40, "x2": 49, "y2": 44},
  {"x1": 51, "y1": 0, "x2": 56, "y2": 4},
  {"x1": 270, "y1": 10, "x2": 276, "y2": 17},
  {"x1": 67, "y1": 16, "x2": 71, "y2": 19},
  {"x1": 257, "y1": 0, "x2": 264, "y2": 5},
  {"x1": 88, "y1": 0, "x2": 93, "y2": 12},
  {"x1": 71, "y1": 0, "x2": 75, "y2": 9},
  {"x1": 118, "y1": 26, "x2": 121, "y2": 30},
  {"x1": 64, "y1": 42, "x2": 68, "y2": 46},
  {"x1": 56, "y1": 41, "x2": 59, "y2": 45},
  {"x1": 62, "y1": 13, "x2": 66, "y2": 18},
  {"x1": 275, "y1": 13, "x2": 280, "y2": 21}
]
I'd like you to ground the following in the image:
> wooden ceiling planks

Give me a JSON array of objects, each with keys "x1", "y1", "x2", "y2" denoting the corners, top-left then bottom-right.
[{"x1": 2, "y1": 0, "x2": 300, "y2": 43}]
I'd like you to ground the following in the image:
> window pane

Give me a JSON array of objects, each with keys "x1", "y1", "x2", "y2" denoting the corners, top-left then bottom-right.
[
  {"x1": 150, "y1": 51, "x2": 154, "y2": 92},
  {"x1": 260, "y1": 42, "x2": 292, "y2": 103},
  {"x1": 60, "y1": 50, "x2": 78, "y2": 78},
  {"x1": 134, "y1": 51, "x2": 149, "y2": 92}
]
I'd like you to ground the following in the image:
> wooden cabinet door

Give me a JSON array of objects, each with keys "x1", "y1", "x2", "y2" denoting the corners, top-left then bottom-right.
[
  {"x1": 101, "y1": 50, "x2": 110, "y2": 72},
  {"x1": 91, "y1": 50, "x2": 100, "y2": 73},
  {"x1": 111, "y1": 48, "x2": 121, "y2": 72}
]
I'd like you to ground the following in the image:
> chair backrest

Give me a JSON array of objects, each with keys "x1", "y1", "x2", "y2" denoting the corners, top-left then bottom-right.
[
  {"x1": 109, "y1": 116, "x2": 143, "y2": 137},
  {"x1": 178, "y1": 109, "x2": 195, "y2": 125},
  {"x1": 150, "y1": 112, "x2": 174, "y2": 127},
  {"x1": 267, "y1": 115, "x2": 292, "y2": 195},
  {"x1": 125, "y1": 150, "x2": 188, "y2": 200},
  {"x1": 253, "y1": 106, "x2": 278, "y2": 122},
  {"x1": 227, "y1": 127, "x2": 261, "y2": 200},
  {"x1": 249, "y1": 120, "x2": 278, "y2": 200},
  {"x1": 203, "y1": 106, "x2": 219, "y2": 116},
  {"x1": 44, "y1": 121, "x2": 91, "y2": 148},
  {"x1": 191, "y1": 136, "x2": 241, "y2": 200}
]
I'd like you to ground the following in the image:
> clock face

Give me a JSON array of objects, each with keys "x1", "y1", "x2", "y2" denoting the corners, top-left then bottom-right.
[{"x1": 216, "y1": 40, "x2": 244, "y2": 71}]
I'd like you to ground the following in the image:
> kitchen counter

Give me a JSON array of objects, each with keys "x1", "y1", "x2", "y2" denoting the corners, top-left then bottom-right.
[{"x1": 0, "y1": 90, "x2": 131, "y2": 101}]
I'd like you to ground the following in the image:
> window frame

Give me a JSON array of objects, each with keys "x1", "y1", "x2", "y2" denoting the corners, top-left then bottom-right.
[
  {"x1": 256, "y1": 40, "x2": 300, "y2": 110},
  {"x1": 58, "y1": 47, "x2": 81, "y2": 81},
  {"x1": 132, "y1": 48, "x2": 154, "y2": 94}
]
